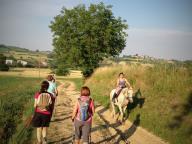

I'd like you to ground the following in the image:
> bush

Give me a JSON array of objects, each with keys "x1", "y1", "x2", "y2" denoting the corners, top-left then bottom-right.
[
  {"x1": 81, "y1": 67, "x2": 94, "y2": 78},
  {"x1": 56, "y1": 67, "x2": 69, "y2": 76},
  {"x1": 0, "y1": 64, "x2": 9, "y2": 71},
  {"x1": 25, "y1": 63, "x2": 35, "y2": 68}
]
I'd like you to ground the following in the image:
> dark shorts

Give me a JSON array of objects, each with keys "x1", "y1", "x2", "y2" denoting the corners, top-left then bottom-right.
[
  {"x1": 74, "y1": 119, "x2": 91, "y2": 143},
  {"x1": 32, "y1": 112, "x2": 51, "y2": 127}
]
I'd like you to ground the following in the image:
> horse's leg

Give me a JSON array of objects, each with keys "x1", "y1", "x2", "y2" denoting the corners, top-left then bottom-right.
[
  {"x1": 123, "y1": 105, "x2": 128, "y2": 121},
  {"x1": 128, "y1": 89, "x2": 134, "y2": 103},
  {"x1": 123, "y1": 105, "x2": 127, "y2": 114},
  {"x1": 119, "y1": 106, "x2": 124, "y2": 122},
  {"x1": 111, "y1": 102, "x2": 116, "y2": 119}
]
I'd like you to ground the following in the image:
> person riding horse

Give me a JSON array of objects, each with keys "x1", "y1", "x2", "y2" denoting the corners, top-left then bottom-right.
[{"x1": 112, "y1": 72, "x2": 132, "y2": 102}]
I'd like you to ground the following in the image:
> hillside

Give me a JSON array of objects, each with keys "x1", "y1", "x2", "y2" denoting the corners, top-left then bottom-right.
[
  {"x1": 0, "y1": 44, "x2": 30, "y2": 52},
  {"x1": 85, "y1": 62, "x2": 192, "y2": 144},
  {"x1": 0, "y1": 44, "x2": 51, "y2": 67}
]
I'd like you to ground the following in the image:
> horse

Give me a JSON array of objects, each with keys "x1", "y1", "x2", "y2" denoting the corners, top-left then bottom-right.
[{"x1": 110, "y1": 87, "x2": 133, "y2": 122}]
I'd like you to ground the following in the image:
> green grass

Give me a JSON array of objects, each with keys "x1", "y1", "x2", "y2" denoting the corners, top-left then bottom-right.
[
  {"x1": 70, "y1": 78, "x2": 83, "y2": 91},
  {"x1": 57, "y1": 78, "x2": 83, "y2": 91},
  {"x1": 85, "y1": 63, "x2": 192, "y2": 144},
  {"x1": 0, "y1": 76, "x2": 41, "y2": 144}
]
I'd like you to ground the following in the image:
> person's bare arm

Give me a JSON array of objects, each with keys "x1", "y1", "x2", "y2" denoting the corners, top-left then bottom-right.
[
  {"x1": 91, "y1": 100, "x2": 95, "y2": 115},
  {"x1": 125, "y1": 79, "x2": 132, "y2": 89},
  {"x1": 34, "y1": 99, "x2": 37, "y2": 108},
  {"x1": 71, "y1": 102, "x2": 78, "y2": 121},
  {"x1": 116, "y1": 79, "x2": 119, "y2": 87},
  {"x1": 55, "y1": 87, "x2": 58, "y2": 96}
]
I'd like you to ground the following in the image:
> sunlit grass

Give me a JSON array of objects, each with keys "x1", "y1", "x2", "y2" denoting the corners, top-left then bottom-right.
[
  {"x1": 0, "y1": 76, "x2": 40, "y2": 143},
  {"x1": 85, "y1": 63, "x2": 192, "y2": 144}
]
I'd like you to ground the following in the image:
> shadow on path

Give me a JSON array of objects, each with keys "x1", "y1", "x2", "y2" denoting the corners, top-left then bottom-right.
[{"x1": 92, "y1": 105, "x2": 141, "y2": 144}]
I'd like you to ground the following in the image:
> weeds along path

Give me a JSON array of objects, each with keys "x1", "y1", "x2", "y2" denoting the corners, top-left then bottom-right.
[{"x1": 47, "y1": 80, "x2": 167, "y2": 144}]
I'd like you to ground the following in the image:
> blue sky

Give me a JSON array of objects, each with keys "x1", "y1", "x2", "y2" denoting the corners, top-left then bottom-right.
[{"x1": 0, "y1": 0, "x2": 192, "y2": 60}]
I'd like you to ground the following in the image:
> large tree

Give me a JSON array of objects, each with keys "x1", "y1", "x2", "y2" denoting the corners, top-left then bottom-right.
[{"x1": 50, "y1": 2, "x2": 128, "y2": 77}]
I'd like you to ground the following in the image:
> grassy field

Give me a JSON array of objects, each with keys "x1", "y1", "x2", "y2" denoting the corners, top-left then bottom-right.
[
  {"x1": 0, "y1": 67, "x2": 82, "y2": 143},
  {"x1": 0, "y1": 68, "x2": 52, "y2": 78},
  {"x1": 85, "y1": 63, "x2": 192, "y2": 144},
  {"x1": 0, "y1": 76, "x2": 41, "y2": 144},
  {"x1": 0, "y1": 68, "x2": 82, "y2": 79}
]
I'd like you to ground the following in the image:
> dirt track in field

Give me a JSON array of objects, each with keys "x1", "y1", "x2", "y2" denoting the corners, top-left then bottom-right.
[{"x1": 47, "y1": 80, "x2": 168, "y2": 144}]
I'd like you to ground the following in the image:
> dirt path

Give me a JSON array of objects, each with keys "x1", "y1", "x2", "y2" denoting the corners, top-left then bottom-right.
[{"x1": 47, "y1": 80, "x2": 168, "y2": 144}]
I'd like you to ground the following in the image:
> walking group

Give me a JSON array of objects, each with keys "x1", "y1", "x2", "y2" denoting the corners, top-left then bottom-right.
[{"x1": 31, "y1": 72, "x2": 132, "y2": 144}]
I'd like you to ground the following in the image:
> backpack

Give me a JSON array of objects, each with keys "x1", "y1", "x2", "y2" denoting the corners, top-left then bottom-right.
[
  {"x1": 37, "y1": 92, "x2": 52, "y2": 111},
  {"x1": 78, "y1": 98, "x2": 91, "y2": 121}
]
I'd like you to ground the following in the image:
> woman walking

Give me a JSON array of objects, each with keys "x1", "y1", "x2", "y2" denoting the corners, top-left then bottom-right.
[
  {"x1": 32, "y1": 81, "x2": 52, "y2": 144},
  {"x1": 72, "y1": 86, "x2": 95, "y2": 144}
]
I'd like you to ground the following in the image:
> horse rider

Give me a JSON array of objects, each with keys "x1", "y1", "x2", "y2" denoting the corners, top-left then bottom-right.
[{"x1": 112, "y1": 72, "x2": 132, "y2": 102}]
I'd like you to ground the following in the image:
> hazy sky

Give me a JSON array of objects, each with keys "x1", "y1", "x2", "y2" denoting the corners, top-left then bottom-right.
[{"x1": 0, "y1": 0, "x2": 192, "y2": 60}]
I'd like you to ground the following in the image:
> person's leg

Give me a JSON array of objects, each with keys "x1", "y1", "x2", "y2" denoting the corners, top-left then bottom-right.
[
  {"x1": 37, "y1": 127, "x2": 42, "y2": 143},
  {"x1": 112, "y1": 92, "x2": 117, "y2": 102},
  {"x1": 74, "y1": 119, "x2": 82, "y2": 144},
  {"x1": 112, "y1": 87, "x2": 122, "y2": 102},
  {"x1": 82, "y1": 122, "x2": 91, "y2": 144},
  {"x1": 75, "y1": 139, "x2": 80, "y2": 144},
  {"x1": 42, "y1": 127, "x2": 47, "y2": 138},
  {"x1": 50, "y1": 97, "x2": 55, "y2": 119},
  {"x1": 42, "y1": 127, "x2": 47, "y2": 144}
]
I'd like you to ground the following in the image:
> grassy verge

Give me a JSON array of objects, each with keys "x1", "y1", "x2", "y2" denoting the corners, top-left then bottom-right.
[
  {"x1": 57, "y1": 78, "x2": 83, "y2": 91},
  {"x1": 85, "y1": 63, "x2": 192, "y2": 144},
  {"x1": 0, "y1": 76, "x2": 41, "y2": 144}
]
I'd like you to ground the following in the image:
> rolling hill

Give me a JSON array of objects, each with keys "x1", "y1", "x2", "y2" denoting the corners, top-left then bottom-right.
[{"x1": 0, "y1": 44, "x2": 51, "y2": 67}]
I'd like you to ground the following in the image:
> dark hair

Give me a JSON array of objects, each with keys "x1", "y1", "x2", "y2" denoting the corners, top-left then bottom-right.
[
  {"x1": 119, "y1": 72, "x2": 124, "y2": 76},
  {"x1": 81, "y1": 86, "x2": 90, "y2": 96},
  {"x1": 47, "y1": 75, "x2": 53, "y2": 81},
  {"x1": 52, "y1": 74, "x2": 56, "y2": 82},
  {"x1": 40, "y1": 80, "x2": 49, "y2": 93}
]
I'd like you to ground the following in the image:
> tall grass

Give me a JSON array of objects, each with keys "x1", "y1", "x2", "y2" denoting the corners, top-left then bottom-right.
[
  {"x1": 85, "y1": 63, "x2": 192, "y2": 144},
  {"x1": 0, "y1": 76, "x2": 41, "y2": 144}
]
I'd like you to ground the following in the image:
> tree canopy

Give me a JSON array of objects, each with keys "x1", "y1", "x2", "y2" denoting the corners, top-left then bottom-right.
[{"x1": 50, "y1": 2, "x2": 128, "y2": 77}]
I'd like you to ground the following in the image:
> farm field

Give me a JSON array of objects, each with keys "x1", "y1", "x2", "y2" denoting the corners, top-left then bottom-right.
[{"x1": 0, "y1": 68, "x2": 82, "y2": 78}]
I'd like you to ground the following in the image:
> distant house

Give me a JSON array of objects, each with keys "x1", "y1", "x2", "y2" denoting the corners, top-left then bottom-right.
[
  {"x1": 17, "y1": 60, "x2": 28, "y2": 66},
  {"x1": 5, "y1": 59, "x2": 13, "y2": 65}
]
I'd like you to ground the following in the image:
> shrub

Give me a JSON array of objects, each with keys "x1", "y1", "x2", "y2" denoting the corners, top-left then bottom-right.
[
  {"x1": 0, "y1": 64, "x2": 9, "y2": 71},
  {"x1": 56, "y1": 67, "x2": 69, "y2": 76}
]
